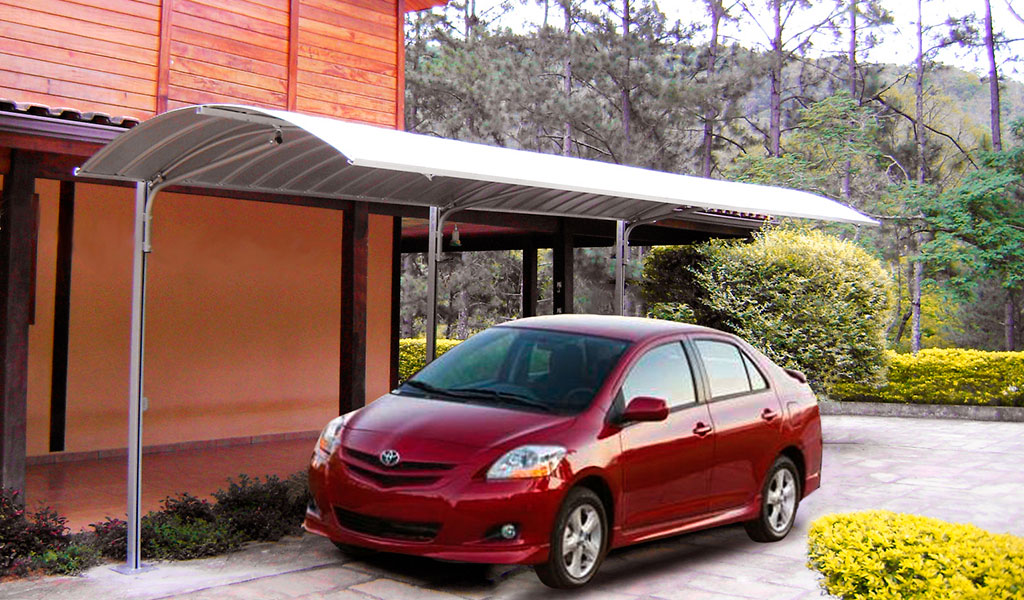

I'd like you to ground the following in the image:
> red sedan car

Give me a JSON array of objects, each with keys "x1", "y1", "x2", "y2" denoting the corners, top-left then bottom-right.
[{"x1": 305, "y1": 315, "x2": 822, "y2": 588}]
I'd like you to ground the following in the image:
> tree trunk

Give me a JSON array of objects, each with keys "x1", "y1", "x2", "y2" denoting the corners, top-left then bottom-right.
[
  {"x1": 701, "y1": 0, "x2": 723, "y2": 178},
  {"x1": 1006, "y1": 291, "x2": 1016, "y2": 351},
  {"x1": 562, "y1": 0, "x2": 573, "y2": 156},
  {"x1": 768, "y1": 0, "x2": 783, "y2": 156},
  {"x1": 621, "y1": 0, "x2": 632, "y2": 149},
  {"x1": 911, "y1": 0, "x2": 926, "y2": 353},
  {"x1": 985, "y1": 0, "x2": 1001, "y2": 152},
  {"x1": 842, "y1": 0, "x2": 857, "y2": 200}
]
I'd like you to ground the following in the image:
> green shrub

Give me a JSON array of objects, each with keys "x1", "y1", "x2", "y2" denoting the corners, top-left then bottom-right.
[
  {"x1": 831, "y1": 349, "x2": 1024, "y2": 406},
  {"x1": 808, "y1": 511, "x2": 1024, "y2": 600},
  {"x1": 646, "y1": 302, "x2": 695, "y2": 323},
  {"x1": 90, "y1": 496, "x2": 243, "y2": 562},
  {"x1": 0, "y1": 488, "x2": 71, "y2": 576},
  {"x1": 397, "y1": 338, "x2": 462, "y2": 382},
  {"x1": 642, "y1": 227, "x2": 893, "y2": 390},
  {"x1": 212, "y1": 473, "x2": 307, "y2": 542},
  {"x1": 37, "y1": 540, "x2": 102, "y2": 575}
]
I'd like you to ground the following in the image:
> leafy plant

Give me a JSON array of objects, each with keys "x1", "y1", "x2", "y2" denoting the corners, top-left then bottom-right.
[
  {"x1": 37, "y1": 541, "x2": 102, "y2": 576},
  {"x1": 397, "y1": 338, "x2": 462, "y2": 382},
  {"x1": 642, "y1": 227, "x2": 894, "y2": 390},
  {"x1": 0, "y1": 488, "x2": 71, "y2": 576},
  {"x1": 212, "y1": 474, "x2": 307, "y2": 542},
  {"x1": 808, "y1": 511, "x2": 1024, "y2": 600},
  {"x1": 831, "y1": 348, "x2": 1024, "y2": 406}
]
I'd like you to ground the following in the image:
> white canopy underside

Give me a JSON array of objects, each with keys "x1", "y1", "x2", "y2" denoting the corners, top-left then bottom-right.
[{"x1": 77, "y1": 104, "x2": 877, "y2": 226}]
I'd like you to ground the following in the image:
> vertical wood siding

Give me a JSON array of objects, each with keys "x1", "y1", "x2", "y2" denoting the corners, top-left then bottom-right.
[{"x1": 1, "y1": 0, "x2": 401, "y2": 127}]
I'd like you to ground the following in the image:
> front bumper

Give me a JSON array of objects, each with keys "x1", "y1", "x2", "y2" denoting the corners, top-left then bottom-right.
[{"x1": 304, "y1": 452, "x2": 567, "y2": 565}]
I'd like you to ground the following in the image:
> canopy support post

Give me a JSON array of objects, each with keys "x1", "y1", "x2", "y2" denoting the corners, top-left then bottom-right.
[
  {"x1": 113, "y1": 181, "x2": 154, "y2": 575},
  {"x1": 614, "y1": 220, "x2": 626, "y2": 316},
  {"x1": 425, "y1": 206, "x2": 440, "y2": 364}
]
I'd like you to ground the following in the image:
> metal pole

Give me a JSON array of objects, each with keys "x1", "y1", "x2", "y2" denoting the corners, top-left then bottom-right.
[
  {"x1": 425, "y1": 206, "x2": 439, "y2": 364},
  {"x1": 614, "y1": 220, "x2": 626, "y2": 316},
  {"x1": 114, "y1": 182, "x2": 152, "y2": 574}
]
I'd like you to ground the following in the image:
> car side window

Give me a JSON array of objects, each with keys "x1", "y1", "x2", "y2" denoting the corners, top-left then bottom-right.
[
  {"x1": 619, "y1": 342, "x2": 696, "y2": 409},
  {"x1": 694, "y1": 339, "x2": 767, "y2": 398},
  {"x1": 742, "y1": 353, "x2": 768, "y2": 391}
]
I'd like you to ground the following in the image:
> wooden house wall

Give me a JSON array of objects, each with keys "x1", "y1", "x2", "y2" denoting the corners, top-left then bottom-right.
[{"x1": 0, "y1": 0, "x2": 403, "y2": 127}]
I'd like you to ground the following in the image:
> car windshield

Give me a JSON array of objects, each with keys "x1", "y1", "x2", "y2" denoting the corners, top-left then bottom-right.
[{"x1": 399, "y1": 327, "x2": 630, "y2": 415}]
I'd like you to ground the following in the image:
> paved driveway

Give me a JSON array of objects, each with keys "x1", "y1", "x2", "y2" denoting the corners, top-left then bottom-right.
[{"x1": 3, "y1": 415, "x2": 1023, "y2": 600}]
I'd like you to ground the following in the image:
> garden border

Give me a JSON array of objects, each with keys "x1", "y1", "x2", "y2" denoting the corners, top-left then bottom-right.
[{"x1": 819, "y1": 400, "x2": 1024, "y2": 422}]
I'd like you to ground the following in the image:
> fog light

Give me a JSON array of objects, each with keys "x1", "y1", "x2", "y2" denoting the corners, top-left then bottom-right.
[{"x1": 500, "y1": 523, "x2": 518, "y2": 539}]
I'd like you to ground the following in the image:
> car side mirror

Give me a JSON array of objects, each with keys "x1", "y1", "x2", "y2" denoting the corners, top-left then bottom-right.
[{"x1": 620, "y1": 396, "x2": 669, "y2": 423}]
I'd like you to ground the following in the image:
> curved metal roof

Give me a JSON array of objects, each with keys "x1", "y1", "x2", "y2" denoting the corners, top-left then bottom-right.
[{"x1": 77, "y1": 104, "x2": 877, "y2": 226}]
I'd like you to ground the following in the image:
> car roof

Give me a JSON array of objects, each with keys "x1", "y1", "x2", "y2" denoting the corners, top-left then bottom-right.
[{"x1": 498, "y1": 314, "x2": 721, "y2": 343}]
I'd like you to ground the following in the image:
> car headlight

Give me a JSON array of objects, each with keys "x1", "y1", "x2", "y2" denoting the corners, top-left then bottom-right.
[
  {"x1": 312, "y1": 412, "x2": 354, "y2": 467},
  {"x1": 486, "y1": 445, "x2": 567, "y2": 480}
]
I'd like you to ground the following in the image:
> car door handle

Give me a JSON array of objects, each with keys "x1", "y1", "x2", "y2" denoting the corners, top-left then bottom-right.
[
  {"x1": 693, "y1": 422, "x2": 713, "y2": 437},
  {"x1": 761, "y1": 408, "x2": 779, "y2": 421}
]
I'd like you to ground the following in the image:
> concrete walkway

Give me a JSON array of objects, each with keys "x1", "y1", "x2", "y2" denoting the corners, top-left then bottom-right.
[{"x1": 3, "y1": 415, "x2": 1022, "y2": 600}]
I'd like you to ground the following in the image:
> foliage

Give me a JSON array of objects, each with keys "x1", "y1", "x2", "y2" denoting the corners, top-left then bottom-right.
[
  {"x1": 645, "y1": 302, "x2": 695, "y2": 323},
  {"x1": 398, "y1": 338, "x2": 463, "y2": 381},
  {"x1": 831, "y1": 348, "x2": 1024, "y2": 406},
  {"x1": 212, "y1": 473, "x2": 309, "y2": 542},
  {"x1": 807, "y1": 511, "x2": 1024, "y2": 600},
  {"x1": 36, "y1": 540, "x2": 102, "y2": 576},
  {"x1": 642, "y1": 228, "x2": 894, "y2": 389},
  {"x1": 0, "y1": 488, "x2": 71, "y2": 576},
  {"x1": 89, "y1": 512, "x2": 241, "y2": 561}
]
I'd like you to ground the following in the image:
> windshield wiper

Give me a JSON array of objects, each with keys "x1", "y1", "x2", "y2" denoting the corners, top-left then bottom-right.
[
  {"x1": 401, "y1": 380, "x2": 466, "y2": 400},
  {"x1": 449, "y1": 387, "x2": 553, "y2": 412}
]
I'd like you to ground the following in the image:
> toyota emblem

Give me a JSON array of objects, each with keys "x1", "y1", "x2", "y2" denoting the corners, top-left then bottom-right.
[{"x1": 380, "y1": 449, "x2": 401, "y2": 467}]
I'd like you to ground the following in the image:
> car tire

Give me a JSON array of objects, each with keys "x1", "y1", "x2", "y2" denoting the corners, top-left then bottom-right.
[
  {"x1": 535, "y1": 487, "x2": 608, "y2": 589},
  {"x1": 744, "y1": 455, "x2": 801, "y2": 543}
]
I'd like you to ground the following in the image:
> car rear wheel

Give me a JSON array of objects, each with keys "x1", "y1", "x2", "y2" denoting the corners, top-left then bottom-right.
[
  {"x1": 535, "y1": 487, "x2": 607, "y2": 589},
  {"x1": 745, "y1": 455, "x2": 801, "y2": 542}
]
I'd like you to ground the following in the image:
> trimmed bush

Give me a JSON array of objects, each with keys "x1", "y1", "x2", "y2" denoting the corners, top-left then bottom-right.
[
  {"x1": 831, "y1": 348, "x2": 1024, "y2": 406},
  {"x1": 397, "y1": 338, "x2": 462, "y2": 382},
  {"x1": 212, "y1": 473, "x2": 308, "y2": 542},
  {"x1": 642, "y1": 228, "x2": 893, "y2": 390},
  {"x1": 37, "y1": 540, "x2": 103, "y2": 576},
  {"x1": 808, "y1": 511, "x2": 1024, "y2": 600},
  {"x1": 90, "y1": 494, "x2": 243, "y2": 561},
  {"x1": 0, "y1": 488, "x2": 71, "y2": 576}
]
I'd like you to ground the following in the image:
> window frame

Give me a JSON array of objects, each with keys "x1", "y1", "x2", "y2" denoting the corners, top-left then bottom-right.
[
  {"x1": 614, "y1": 339, "x2": 702, "y2": 415},
  {"x1": 686, "y1": 336, "x2": 772, "y2": 403}
]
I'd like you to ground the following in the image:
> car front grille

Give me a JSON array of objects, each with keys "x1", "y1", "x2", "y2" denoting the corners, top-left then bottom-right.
[
  {"x1": 343, "y1": 447, "x2": 455, "y2": 472},
  {"x1": 340, "y1": 446, "x2": 454, "y2": 488},
  {"x1": 334, "y1": 507, "x2": 440, "y2": 542}
]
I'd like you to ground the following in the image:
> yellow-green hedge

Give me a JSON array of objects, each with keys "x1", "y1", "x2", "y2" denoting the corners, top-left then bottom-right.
[
  {"x1": 397, "y1": 338, "x2": 463, "y2": 382},
  {"x1": 831, "y1": 349, "x2": 1024, "y2": 406},
  {"x1": 808, "y1": 511, "x2": 1024, "y2": 600}
]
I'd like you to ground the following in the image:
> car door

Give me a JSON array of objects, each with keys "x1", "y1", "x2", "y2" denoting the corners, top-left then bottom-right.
[
  {"x1": 689, "y1": 337, "x2": 784, "y2": 513},
  {"x1": 617, "y1": 341, "x2": 715, "y2": 531}
]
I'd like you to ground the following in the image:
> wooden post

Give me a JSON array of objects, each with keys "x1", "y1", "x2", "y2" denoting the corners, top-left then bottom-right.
[
  {"x1": 49, "y1": 181, "x2": 75, "y2": 452},
  {"x1": 340, "y1": 203, "x2": 368, "y2": 414},
  {"x1": 522, "y1": 243, "x2": 537, "y2": 317},
  {"x1": 552, "y1": 219, "x2": 574, "y2": 314},
  {"x1": 390, "y1": 216, "x2": 401, "y2": 388},
  {"x1": 0, "y1": 150, "x2": 36, "y2": 493}
]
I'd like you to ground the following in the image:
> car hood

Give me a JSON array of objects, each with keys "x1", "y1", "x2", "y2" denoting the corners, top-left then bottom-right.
[{"x1": 344, "y1": 393, "x2": 575, "y2": 452}]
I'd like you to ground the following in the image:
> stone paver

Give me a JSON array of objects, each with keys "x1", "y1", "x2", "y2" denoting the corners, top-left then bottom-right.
[{"x1": 2, "y1": 415, "x2": 1021, "y2": 600}]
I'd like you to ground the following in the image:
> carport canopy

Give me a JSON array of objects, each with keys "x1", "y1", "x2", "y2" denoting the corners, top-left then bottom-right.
[{"x1": 75, "y1": 103, "x2": 876, "y2": 573}]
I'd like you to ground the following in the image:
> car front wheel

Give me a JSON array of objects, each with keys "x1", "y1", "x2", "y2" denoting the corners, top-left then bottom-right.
[
  {"x1": 744, "y1": 455, "x2": 801, "y2": 542},
  {"x1": 535, "y1": 487, "x2": 608, "y2": 589}
]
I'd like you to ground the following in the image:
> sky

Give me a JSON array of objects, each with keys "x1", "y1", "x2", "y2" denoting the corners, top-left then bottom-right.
[{"x1": 469, "y1": 0, "x2": 1024, "y2": 81}]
